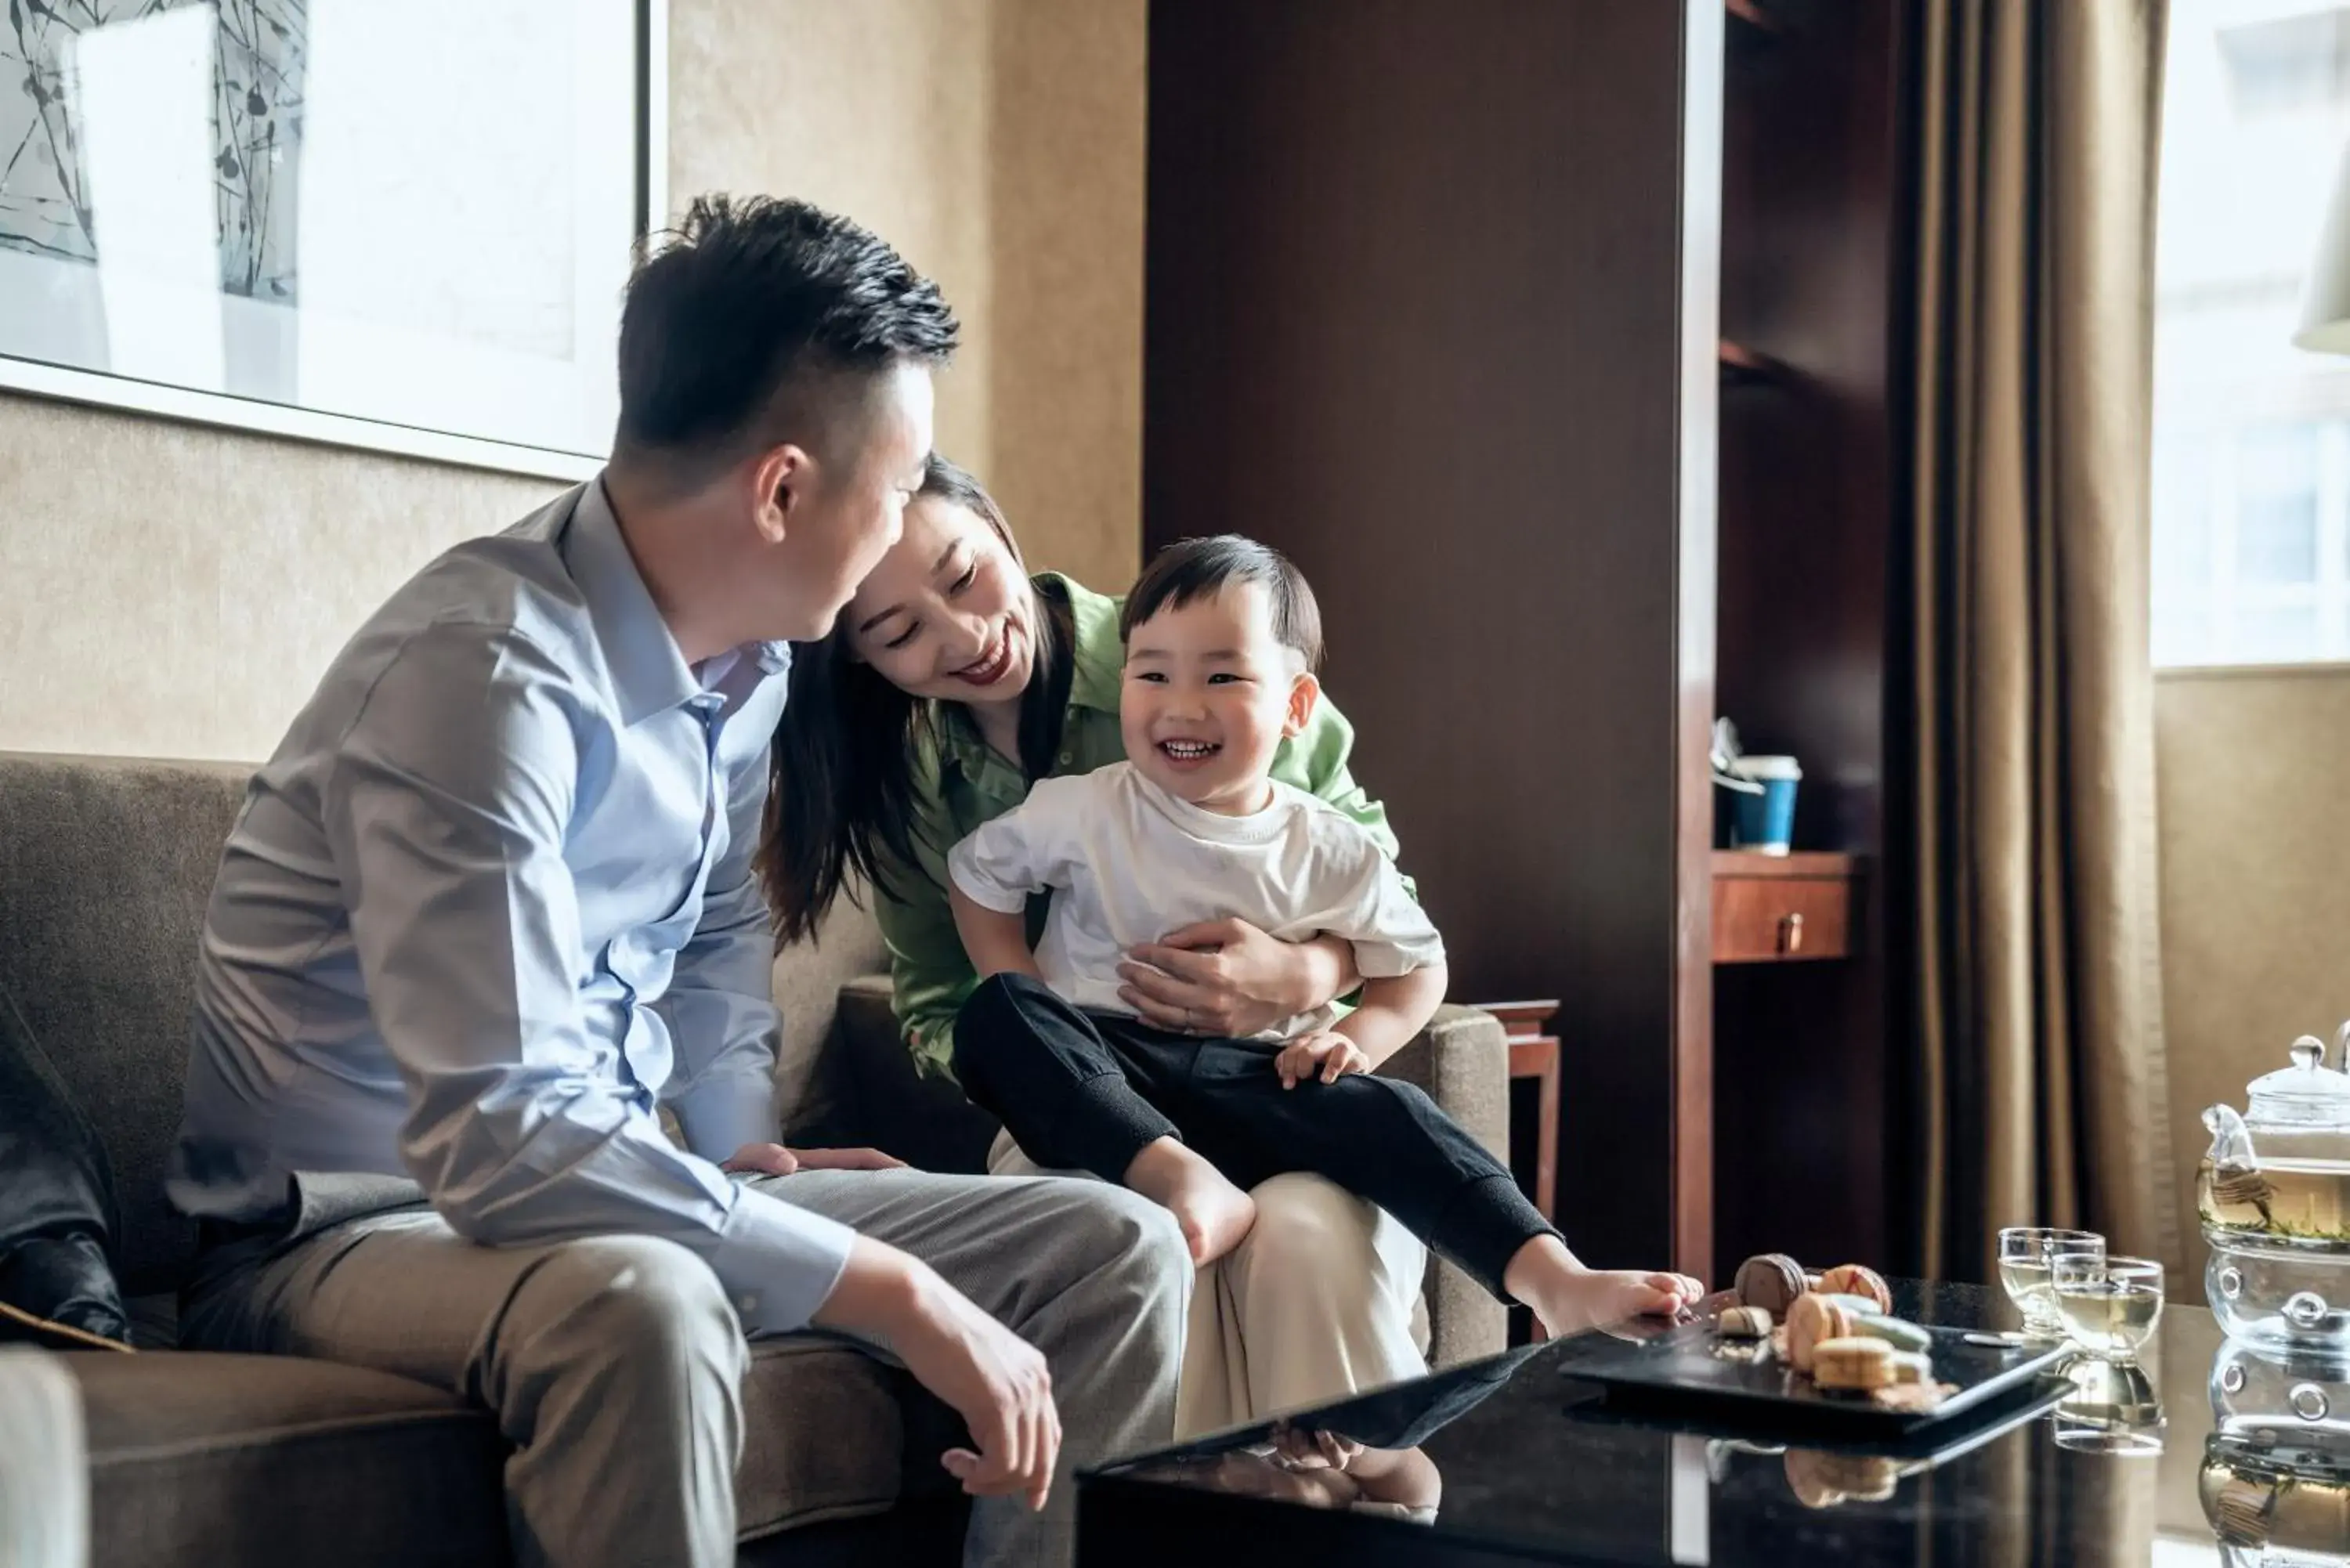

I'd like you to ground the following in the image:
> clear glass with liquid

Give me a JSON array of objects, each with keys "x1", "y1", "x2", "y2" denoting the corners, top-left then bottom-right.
[
  {"x1": 1997, "y1": 1227, "x2": 2105, "y2": 1338},
  {"x1": 2052, "y1": 1254, "x2": 2164, "y2": 1360}
]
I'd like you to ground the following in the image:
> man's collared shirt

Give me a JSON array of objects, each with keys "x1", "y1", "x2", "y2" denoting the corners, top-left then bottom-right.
[{"x1": 169, "y1": 479, "x2": 852, "y2": 1333}]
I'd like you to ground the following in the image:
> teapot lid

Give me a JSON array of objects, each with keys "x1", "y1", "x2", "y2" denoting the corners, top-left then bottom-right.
[{"x1": 2246, "y1": 1033, "x2": 2350, "y2": 1128}]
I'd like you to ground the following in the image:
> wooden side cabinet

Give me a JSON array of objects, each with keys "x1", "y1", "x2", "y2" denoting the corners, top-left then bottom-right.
[{"x1": 1712, "y1": 851, "x2": 1860, "y2": 963}]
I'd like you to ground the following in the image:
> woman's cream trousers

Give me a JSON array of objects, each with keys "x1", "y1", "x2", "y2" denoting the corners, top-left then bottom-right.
[{"x1": 989, "y1": 1133, "x2": 1428, "y2": 1438}]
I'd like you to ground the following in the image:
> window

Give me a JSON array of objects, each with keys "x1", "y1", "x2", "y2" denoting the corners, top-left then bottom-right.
[
  {"x1": 2218, "y1": 7, "x2": 2350, "y2": 119},
  {"x1": 2152, "y1": 0, "x2": 2350, "y2": 666}
]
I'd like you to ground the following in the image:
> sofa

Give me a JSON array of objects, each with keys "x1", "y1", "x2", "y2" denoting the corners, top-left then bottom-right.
[{"x1": 0, "y1": 751, "x2": 1509, "y2": 1567}]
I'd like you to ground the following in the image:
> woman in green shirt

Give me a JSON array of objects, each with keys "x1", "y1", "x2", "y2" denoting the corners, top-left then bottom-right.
[{"x1": 763, "y1": 457, "x2": 1432, "y2": 1436}]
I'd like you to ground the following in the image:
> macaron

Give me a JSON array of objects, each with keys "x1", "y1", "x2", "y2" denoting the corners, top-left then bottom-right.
[
  {"x1": 1786, "y1": 1292, "x2": 1857, "y2": 1375},
  {"x1": 1784, "y1": 1450, "x2": 1900, "y2": 1509},
  {"x1": 1813, "y1": 1337, "x2": 1896, "y2": 1393},
  {"x1": 1736, "y1": 1253, "x2": 1809, "y2": 1314},
  {"x1": 1849, "y1": 1313, "x2": 1932, "y2": 1354},
  {"x1": 1817, "y1": 1264, "x2": 1892, "y2": 1313},
  {"x1": 1815, "y1": 1293, "x2": 1889, "y2": 1319},
  {"x1": 1884, "y1": 1349, "x2": 1933, "y2": 1386},
  {"x1": 1716, "y1": 1306, "x2": 1773, "y2": 1339}
]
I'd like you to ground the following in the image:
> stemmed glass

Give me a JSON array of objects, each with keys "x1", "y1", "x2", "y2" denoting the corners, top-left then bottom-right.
[
  {"x1": 1997, "y1": 1227, "x2": 2106, "y2": 1340},
  {"x1": 2051, "y1": 1253, "x2": 2165, "y2": 1361}
]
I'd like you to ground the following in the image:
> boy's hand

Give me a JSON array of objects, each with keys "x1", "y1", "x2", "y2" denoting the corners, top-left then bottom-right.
[{"x1": 1275, "y1": 1031, "x2": 1371, "y2": 1089}]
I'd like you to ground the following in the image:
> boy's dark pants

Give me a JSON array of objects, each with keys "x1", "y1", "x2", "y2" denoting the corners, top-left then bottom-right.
[{"x1": 953, "y1": 972, "x2": 1558, "y2": 1298}]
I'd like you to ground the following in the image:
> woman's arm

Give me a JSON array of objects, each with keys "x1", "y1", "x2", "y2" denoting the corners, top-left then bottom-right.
[{"x1": 873, "y1": 818, "x2": 985, "y2": 1078}]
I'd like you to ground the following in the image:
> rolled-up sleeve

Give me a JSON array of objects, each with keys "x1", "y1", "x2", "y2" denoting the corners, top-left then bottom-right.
[{"x1": 322, "y1": 624, "x2": 852, "y2": 1333}]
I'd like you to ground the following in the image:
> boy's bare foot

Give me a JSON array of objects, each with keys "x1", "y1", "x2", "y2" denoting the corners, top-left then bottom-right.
[
  {"x1": 1126, "y1": 1137, "x2": 1258, "y2": 1264},
  {"x1": 1503, "y1": 1235, "x2": 1705, "y2": 1339}
]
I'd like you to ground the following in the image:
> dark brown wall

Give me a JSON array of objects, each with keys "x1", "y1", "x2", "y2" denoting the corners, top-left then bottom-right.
[{"x1": 1144, "y1": 0, "x2": 1717, "y2": 1268}]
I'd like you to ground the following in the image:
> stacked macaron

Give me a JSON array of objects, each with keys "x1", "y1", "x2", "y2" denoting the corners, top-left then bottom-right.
[{"x1": 1717, "y1": 1255, "x2": 1943, "y2": 1406}]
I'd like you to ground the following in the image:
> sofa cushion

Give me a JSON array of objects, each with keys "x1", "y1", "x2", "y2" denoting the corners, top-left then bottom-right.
[
  {"x1": 69, "y1": 1349, "x2": 505, "y2": 1568},
  {"x1": 737, "y1": 1338, "x2": 964, "y2": 1540},
  {"x1": 0, "y1": 754, "x2": 251, "y2": 1296},
  {"x1": 809, "y1": 977, "x2": 999, "y2": 1176},
  {"x1": 768, "y1": 887, "x2": 890, "y2": 1133},
  {"x1": 67, "y1": 1339, "x2": 942, "y2": 1566}
]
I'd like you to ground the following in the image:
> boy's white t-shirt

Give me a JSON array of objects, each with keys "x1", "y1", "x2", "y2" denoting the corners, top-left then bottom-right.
[{"x1": 947, "y1": 761, "x2": 1444, "y2": 1041}]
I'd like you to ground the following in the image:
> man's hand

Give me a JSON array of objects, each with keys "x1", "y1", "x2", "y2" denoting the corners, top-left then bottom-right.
[
  {"x1": 1119, "y1": 919, "x2": 1350, "y2": 1036},
  {"x1": 813, "y1": 1239, "x2": 1059, "y2": 1511},
  {"x1": 1274, "y1": 1031, "x2": 1371, "y2": 1089},
  {"x1": 719, "y1": 1143, "x2": 909, "y2": 1176}
]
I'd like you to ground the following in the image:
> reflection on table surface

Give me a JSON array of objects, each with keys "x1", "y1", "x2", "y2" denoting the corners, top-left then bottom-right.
[{"x1": 1097, "y1": 1281, "x2": 2350, "y2": 1566}]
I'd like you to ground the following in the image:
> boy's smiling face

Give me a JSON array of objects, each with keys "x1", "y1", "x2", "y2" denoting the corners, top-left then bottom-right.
[{"x1": 1119, "y1": 581, "x2": 1319, "y2": 815}]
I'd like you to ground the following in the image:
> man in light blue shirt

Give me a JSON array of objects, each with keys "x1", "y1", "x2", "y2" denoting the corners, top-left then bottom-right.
[{"x1": 170, "y1": 196, "x2": 1190, "y2": 1568}]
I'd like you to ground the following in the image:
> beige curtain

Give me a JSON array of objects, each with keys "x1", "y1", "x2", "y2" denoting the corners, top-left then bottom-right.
[{"x1": 1907, "y1": 0, "x2": 2183, "y2": 1282}]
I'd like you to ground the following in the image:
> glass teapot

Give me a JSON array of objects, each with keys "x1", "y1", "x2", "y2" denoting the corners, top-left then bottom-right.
[
  {"x1": 2202, "y1": 1024, "x2": 2350, "y2": 1248},
  {"x1": 2204, "y1": 1024, "x2": 2350, "y2": 1349}
]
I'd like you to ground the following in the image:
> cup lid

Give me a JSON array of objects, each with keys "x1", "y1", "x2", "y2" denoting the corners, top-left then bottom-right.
[{"x1": 1735, "y1": 755, "x2": 1803, "y2": 781}]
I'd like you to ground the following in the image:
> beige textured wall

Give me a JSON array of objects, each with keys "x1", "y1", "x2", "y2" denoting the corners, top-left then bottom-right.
[
  {"x1": 0, "y1": 0, "x2": 1143, "y2": 762},
  {"x1": 2157, "y1": 667, "x2": 2350, "y2": 1270},
  {"x1": 985, "y1": 0, "x2": 1148, "y2": 591},
  {"x1": 673, "y1": 0, "x2": 1144, "y2": 590}
]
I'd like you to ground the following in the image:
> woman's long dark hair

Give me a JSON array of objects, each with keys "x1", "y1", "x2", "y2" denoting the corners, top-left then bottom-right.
[{"x1": 761, "y1": 453, "x2": 1073, "y2": 944}]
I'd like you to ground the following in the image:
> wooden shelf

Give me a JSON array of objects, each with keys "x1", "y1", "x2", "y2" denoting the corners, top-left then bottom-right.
[
  {"x1": 1713, "y1": 850, "x2": 1859, "y2": 880},
  {"x1": 1719, "y1": 338, "x2": 1783, "y2": 385}
]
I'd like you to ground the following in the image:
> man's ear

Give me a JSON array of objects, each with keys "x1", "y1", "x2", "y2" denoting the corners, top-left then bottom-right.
[
  {"x1": 1283, "y1": 669, "x2": 1322, "y2": 739},
  {"x1": 750, "y1": 444, "x2": 812, "y2": 546}
]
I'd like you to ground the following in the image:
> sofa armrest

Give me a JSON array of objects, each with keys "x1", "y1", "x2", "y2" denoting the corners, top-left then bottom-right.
[{"x1": 1376, "y1": 1005, "x2": 1511, "y2": 1368}]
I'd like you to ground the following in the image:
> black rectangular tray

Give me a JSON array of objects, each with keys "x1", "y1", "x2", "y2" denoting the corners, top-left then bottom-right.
[{"x1": 1551, "y1": 1314, "x2": 2073, "y2": 1439}]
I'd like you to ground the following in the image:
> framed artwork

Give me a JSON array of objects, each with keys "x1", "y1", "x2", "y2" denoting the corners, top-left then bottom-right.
[{"x1": 0, "y1": 0, "x2": 665, "y2": 479}]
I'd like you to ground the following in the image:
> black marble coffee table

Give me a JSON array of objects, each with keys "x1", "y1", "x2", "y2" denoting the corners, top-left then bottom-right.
[{"x1": 1079, "y1": 1281, "x2": 2241, "y2": 1566}]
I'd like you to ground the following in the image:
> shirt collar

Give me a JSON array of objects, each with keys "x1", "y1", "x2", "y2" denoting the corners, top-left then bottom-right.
[
  {"x1": 935, "y1": 573, "x2": 1124, "y2": 779},
  {"x1": 562, "y1": 476, "x2": 791, "y2": 725},
  {"x1": 1058, "y1": 573, "x2": 1126, "y2": 717}
]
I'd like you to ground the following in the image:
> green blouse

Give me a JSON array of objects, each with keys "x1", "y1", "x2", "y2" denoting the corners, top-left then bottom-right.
[{"x1": 877, "y1": 573, "x2": 1402, "y2": 1077}]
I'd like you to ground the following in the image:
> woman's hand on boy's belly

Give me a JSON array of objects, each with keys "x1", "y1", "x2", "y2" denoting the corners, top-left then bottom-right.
[{"x1": 1115, "y1": 916, "x2": 1303, "y2": 1036}]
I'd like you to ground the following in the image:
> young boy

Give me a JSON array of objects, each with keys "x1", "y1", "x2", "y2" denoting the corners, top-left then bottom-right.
[{"x1": 946, "y1": 536, "x2": 1701, "y2": 1338}]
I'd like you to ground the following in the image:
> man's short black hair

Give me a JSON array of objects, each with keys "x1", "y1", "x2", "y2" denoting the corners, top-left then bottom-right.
[
  {"x1": 615, "y1": 194, "x2": 957, "y2": 474},
  {"x1": 1119, "y1": 535, "x2": 1325, "y2": 671}
]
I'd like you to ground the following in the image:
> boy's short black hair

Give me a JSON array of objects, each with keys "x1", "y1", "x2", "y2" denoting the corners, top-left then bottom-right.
[
  {"x1": 615, "y1": 194, "x2": 958, "y2": 476},
  {"x1": 1119, "y1": 535, "x2": 1325, "y2": 671}
]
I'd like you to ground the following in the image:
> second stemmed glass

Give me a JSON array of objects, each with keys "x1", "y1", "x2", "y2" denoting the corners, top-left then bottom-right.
[
  {"x1": 2052, "y1": 1253, "x2": 2165, "y2": 1360},
  {"x1": 1998, "y1": 1227, "x2": 2107, "y2": 1339}
]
